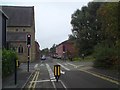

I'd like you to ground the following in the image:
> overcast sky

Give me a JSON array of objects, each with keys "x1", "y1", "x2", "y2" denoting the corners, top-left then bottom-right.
[{"x1": 0, "y1": 0, "x2": 93, "y2": 49}]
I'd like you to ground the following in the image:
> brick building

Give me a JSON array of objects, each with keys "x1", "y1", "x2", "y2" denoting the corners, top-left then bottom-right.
[
  {"x1": 56, "y1": 40, "x2": 77, "y2": 59},
  {"x1": 2, "y1": 6, "x2": 36, "y2": 62},
  {"x1": 35, "y1": 41, "x2": 41, "y2": 60}
]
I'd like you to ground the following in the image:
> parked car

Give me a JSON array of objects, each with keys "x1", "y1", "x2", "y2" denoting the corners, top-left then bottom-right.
[
  {"x1": 41, "y1": 55, "x2": 46, "y2": 60},
  {"x1": 57, "y1": 56, "x2": 62, "y2": 59}
]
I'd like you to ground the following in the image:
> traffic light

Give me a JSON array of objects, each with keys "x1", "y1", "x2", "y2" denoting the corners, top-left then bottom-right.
[{"x1": 27, "y1": 34, "x2": 31, "y2": 47}]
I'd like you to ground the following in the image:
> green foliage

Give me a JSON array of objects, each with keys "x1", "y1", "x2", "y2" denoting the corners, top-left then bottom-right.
[
  {"x1": 41, "y1": 48, "x2": 49, "y2": 56},
  {"x1": 73, "y1": 56, "x2": 95, "y2": 62},
  {"x1": 50, "y1": 44, "x2": 56, "y2": 54},
  {"x1": 93, "y1": 43, "x2": 120, "y2": 68},
  {"x1": 71, "y1": 2, "x2": 103, "y2": 56},
  {"x1": 2, "y1": 49, "x2": 18, "y2": 77},
  {"x1": 70, "y1": 2, "x2": 120, "y2": 68}
]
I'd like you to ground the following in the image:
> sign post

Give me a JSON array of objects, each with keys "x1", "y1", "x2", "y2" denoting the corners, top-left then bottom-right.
[
  {"x1": 54, "y1": 65, "x2": 61, "y2": 82},
  {"x1": 27, "y1": 34, "x2": 31, "y2": 72}
]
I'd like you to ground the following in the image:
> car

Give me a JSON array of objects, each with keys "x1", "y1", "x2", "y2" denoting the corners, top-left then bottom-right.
[{"x1": 41, "y1": 55, "x2": 46, "y2": 60}]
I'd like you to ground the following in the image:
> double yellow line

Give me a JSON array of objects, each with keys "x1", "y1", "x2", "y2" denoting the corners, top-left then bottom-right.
[{"x1": 28, "y1": 70, "x2": 39, "y2": 89}]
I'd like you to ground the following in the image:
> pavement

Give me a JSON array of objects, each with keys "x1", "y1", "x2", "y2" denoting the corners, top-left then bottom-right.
[
  {"x1": 2, "y1": 57, "x2": 120, "y2": 89},
  {"x1": 2, "y1": 60, "x2": 38, "y2": 89}
]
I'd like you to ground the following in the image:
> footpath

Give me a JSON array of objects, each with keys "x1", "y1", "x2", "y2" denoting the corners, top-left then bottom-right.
[{"x1": 2, "y1": 60, "x2": 40, "y2": 89}]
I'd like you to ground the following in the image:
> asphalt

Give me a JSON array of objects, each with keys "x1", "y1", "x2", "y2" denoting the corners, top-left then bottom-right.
[{"x1": 2, "y1": 57, "x2": 120, "y2": 89}]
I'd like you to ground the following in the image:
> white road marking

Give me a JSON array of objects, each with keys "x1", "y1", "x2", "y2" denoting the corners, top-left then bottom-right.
[
  {"x1": 34, "y1": 64, "x2": 38, "y2": 69},
  {"x1": 46, "y1": 64, "x2": 56, "y2": 89},
  {"x1": 40, "y1": 64, "x2": 44, "y2": 66},
  {"x1": 31, "y1": 79, "x2": 50, "y2": 83},
  {"x1": 67, "y1": 63, "x2": 84, "y2": 68},
  {"x1": 64, "y1": 63, "x2": 68, "y2": 65},
  {"x1": 59, "y1": 80, "x2": 67, "y2": 89},
  {"x1": 57, "y1": 63, "x2": 70, "y2": 71},
  {"x1": 60, "y1": 70, "x2": 65, "y2": 74}
]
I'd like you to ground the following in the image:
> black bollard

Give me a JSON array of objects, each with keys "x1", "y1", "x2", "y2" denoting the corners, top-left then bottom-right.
[{"x1": 14, "y1": 59, "x2": 17, "y2": 85}]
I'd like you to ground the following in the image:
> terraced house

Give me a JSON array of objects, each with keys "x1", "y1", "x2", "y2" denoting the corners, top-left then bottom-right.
[{"x1": 2, "y1": 6, "x2": 36, "y2": 62}]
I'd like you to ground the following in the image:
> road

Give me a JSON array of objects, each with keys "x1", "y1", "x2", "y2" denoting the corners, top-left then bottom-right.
[{"x1": 23, "y1": 57, "x2": 119, "y2": 89}]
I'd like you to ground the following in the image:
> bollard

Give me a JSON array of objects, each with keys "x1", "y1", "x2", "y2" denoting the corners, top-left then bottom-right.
[
  {"x1": 54, "y1": 65, "x2": 61, "y2": 82},
  {"x1": 14, "y1": 59, "x2": 17, "y2": 85}
]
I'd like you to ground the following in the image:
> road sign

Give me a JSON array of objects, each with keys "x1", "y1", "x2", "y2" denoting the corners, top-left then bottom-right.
[{"x1": 54, "y1": 65, "x2": 61, "y2": 82}]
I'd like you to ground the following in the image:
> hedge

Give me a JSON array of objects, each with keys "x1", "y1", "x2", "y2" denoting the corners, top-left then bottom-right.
[{"x1": 2, "y1": 49, "x2": 18, "y2": 78}]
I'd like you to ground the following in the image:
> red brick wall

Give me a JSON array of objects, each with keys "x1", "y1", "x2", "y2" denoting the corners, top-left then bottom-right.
[
  {"x1": 56, "y1": 42, "x2": 76, "y2": 58},
  {"x1": 65, "y1": 43, "x2": 76, "y2": 55},
  {"x1": 56, "y1": 44, "x2": 63, "y2": 57}
]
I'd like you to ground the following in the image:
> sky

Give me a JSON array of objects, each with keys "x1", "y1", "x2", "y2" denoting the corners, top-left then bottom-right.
[{"x1": 0, "y1": 0, "x2": 93, "y2": 50}]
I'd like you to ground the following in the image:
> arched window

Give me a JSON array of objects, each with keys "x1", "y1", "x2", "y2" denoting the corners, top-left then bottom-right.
[{"x1": 18, "y1": 45, "x2": 23, "y2": 53}]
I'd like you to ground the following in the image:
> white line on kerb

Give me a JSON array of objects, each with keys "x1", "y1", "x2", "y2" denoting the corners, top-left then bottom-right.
[{"x1": 57, "y1": 63, "x2": 70, "y2": 71}]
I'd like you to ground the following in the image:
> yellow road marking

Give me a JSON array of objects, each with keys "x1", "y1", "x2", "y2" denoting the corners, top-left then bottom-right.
[
  {"x1": 58, "y1": 66, "x2": 60, "y2": 76},
  {"x1": 33, "y1": 71, "x2": 39, "y2": 89},
  {"x1": 28, "y1": 71, "x2": 37, "y2": 89},
  {"x1": 28, "y1": 70, "x2": 39, "y2": 89},
  {"x1": 79, "y1": 69, "x2": 119, "y2": 85}
]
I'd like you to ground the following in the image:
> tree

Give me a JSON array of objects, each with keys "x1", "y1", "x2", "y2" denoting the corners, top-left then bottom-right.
[
  {"x1": 41, "y1": 48, "x2": 49, "y2": 56},
  {"x1": 50, "y1": 44, "x2": 56, "y2": 55},
  {"x1": 71, "y1": 2, "x2": 103, "y2": 56}
]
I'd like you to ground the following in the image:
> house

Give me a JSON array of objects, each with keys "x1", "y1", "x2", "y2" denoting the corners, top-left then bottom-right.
[
  {"x1": 0, "y1": 10, "x2": 8, "y2": 48},
  {"x1": 2, "y1": 6, "x2": 35, "y2": 62},
  {"x1": 35, "y1": 41, "x2": 41, "y2": 60},
  {"x1": 56, "y1": 40, "x2": 77, "y2": 59}
]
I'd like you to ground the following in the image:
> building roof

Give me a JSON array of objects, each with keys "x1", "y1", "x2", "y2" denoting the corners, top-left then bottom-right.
[
  {"x1": 6, "y1": 32, "x2": 27, "y2": 42},
  {"x1": 56, "y1": 40, "x2": 74, "y2": 47},
  {"x1": 2, "y1": 6, "x2": 34, "y2": 27},
  {"x1": 0, "y1": 9, "x2": 8, "y2": 19}
]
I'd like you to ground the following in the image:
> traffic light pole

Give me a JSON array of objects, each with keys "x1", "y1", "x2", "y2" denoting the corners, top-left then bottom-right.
[
  {"x1": 27, "y1": 47, "x2": 30, "y2": 72},
  {"x1": 27, "y1": 34, "x2": 31, "y2": 72}
]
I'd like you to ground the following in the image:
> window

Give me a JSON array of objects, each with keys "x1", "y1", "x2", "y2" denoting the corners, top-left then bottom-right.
[
  {"x1": 23, "y1": 29, "x2": 25, "y2": 31},
  {"x1": 18, "y1": 45, "x2": 23, "y2": 53},
  {"x1": 16, "y1": 29, "x2": 18, "y2": 31}
]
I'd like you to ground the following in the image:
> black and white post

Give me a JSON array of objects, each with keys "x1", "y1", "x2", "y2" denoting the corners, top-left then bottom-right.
[{"x1": 27, "y1": 34, "x2": 31, "y2": 72}]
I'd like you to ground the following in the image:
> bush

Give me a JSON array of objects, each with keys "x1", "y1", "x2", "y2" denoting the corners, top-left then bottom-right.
[
  {"x1": 93, "y1": 43, "x2": 120, "y2": 69},
  {"x1": 2, "y1": 49, "x2": 18, "y2": 78}
]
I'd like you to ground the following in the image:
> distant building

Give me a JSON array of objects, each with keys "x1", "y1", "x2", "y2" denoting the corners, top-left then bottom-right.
[
  {"x1": 56, "y1": 40, "x2": 77, "y2": 59},
  {"x1": 0, "y1": 10, "x2": 8, "y2": 48},
  {"x1": 35, "y1": 41, "x2": 40, "y2": 60},
  {"x1": 2, "y1": 6, "x2": 35, "y2": 62}
]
